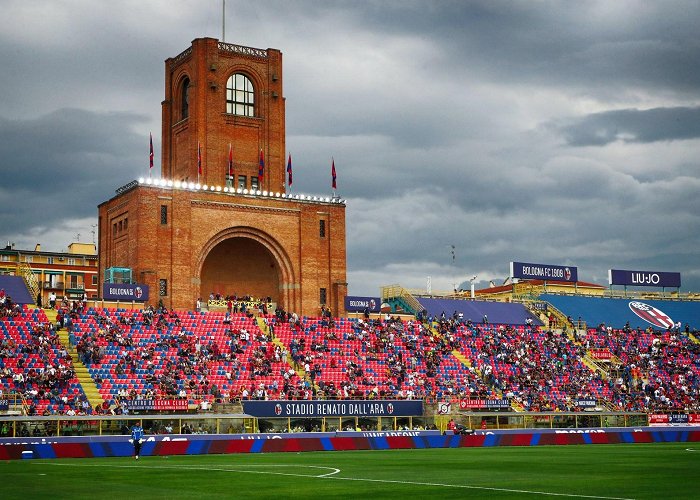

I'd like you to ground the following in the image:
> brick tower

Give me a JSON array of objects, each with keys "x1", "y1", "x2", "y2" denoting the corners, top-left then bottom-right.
[
  {"x1": 161, "y1": 38, "x2": 286, "y2": 192},
  {"x1": 98, "y1": 38, "x2": 347, "y2": 316}
]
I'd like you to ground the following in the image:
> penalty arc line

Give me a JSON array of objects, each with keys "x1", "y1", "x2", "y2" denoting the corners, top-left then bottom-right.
[
  {"x1": 34, "y1": 462, "x2": 632, "y2": 499},
  {"x1": 34, "y1": 462, "x2": 340, "y2": 478}
]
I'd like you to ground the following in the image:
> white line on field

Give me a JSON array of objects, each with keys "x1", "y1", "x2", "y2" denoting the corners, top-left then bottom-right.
[
  {"x1": 33, "y1": 462, "x2": 634, "y2": 499},
  {"x1": 325, "y1": 475, "x2": 635, "y2": 499},
  {"x1": 34, "y1": 462, "x2": 339, "y2": 478}
]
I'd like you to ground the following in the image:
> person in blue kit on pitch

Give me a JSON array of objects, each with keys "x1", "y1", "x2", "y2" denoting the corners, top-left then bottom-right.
[{"x1": 131, "y1": 422, "x2": 145, "y2": 460}]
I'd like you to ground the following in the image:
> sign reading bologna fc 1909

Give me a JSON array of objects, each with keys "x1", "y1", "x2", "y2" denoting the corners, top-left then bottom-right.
[
  {"x1": 608, "y1": 269, "x2": 681, "y2": 288},
  {"x1": 344, "y1": 296, "x2": 381, "y2": 312},
  {"x1": 242, "y1": 400, "x2": 423, "y2": 418},
  {"x1": 102, "y1": 283, "x2": 149, "y2": 302},
  {"x1": 628, "y1": 301, "x2": 675, "y2": 330},
  {"x1": 510, "y1": 261, "x2": 578, "y2": 282}
]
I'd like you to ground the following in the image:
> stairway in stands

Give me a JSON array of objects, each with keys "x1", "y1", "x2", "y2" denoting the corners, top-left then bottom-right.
[
  {"x1": 256, "y1": 316, "x2": 318, "y2": 392},
  {"x1": 44, "y1": 308, "x2": 105, "y2": 410},
  {"x1": 426, "y1": 321, "x2": 524, "y2": 410}
]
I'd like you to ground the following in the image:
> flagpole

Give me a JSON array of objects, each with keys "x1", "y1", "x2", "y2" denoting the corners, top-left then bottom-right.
[{"x1": 222, "y1": 0, "x2": 226, "y2": 42}]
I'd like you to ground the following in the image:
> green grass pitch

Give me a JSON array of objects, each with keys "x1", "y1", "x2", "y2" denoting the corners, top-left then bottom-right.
[{"x1": 1, "y1": 443, "x2": 697, "y2": 499}]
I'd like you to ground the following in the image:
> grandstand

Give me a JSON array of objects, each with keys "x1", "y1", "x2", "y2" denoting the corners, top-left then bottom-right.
[
  {"x1": 1, "y1": 289, "x2": 698, "y2": 420},
  {"x1": 0, "y1": 264, "x2": 698, "y2": 435}
]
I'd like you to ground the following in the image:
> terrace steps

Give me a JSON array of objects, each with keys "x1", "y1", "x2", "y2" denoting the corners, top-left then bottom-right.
[
  {"x1": 428, "y1": 321, "x2": 510, "y2": 403},
  {"x1": 47, "y1": 309, "x2": 105, "y2": 409},
  {"x1": 258, "y1": 316, "x2": 318, "y2": 391},
  {"x1": 564, "y1": 328, "x2": 611, "y2": 380}
]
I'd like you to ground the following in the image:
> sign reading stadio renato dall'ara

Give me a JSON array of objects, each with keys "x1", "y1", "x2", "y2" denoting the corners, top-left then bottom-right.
[
  {"x1": 242, "y1": 400, "x2": 423, "y2": 418},
  {"x1": 102, "y1": 283, "x2": 150, "y2": 302}
]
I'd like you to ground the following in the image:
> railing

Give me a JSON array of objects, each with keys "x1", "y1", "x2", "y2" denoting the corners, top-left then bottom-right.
[
  {"x1": 381, "y1": 285, "x2": 423, "y2": 315},
  {"x1": 0, "y1": 411, "x2": 655, "y2": 438},
  {"x1": 541, "y1": 301, "x2": 570, "y2": 329},
  {"x1": 0, "y1": 392, "x2": 27, "y2": 415},
  {"x1": 43, "y1": 281, "x2": 64, "y2": 290},
  {"x1": 218, "y1": 42, "x2": 267, "y2": 59},
  {"x1": 171, "y1": 47, "x2": 192, "y2": 65},
  {"x1": 18, "y1": 261, "x2": 39, "y2": 302}
]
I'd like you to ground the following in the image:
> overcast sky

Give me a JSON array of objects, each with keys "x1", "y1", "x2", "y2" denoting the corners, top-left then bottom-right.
[{"x1": 1, "y1": 0, "x2": 699, "y2": 296}]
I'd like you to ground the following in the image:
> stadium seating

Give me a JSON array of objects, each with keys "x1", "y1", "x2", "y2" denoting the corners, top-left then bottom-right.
[
  {"x1": 1, "y1": 300, "x2": 698, "y2": 416},
  {"x1": 71, "y1": 308, "x2": 306, "y2": 407},
  {"x1": 415, "y1": 297, "x2": 541, "y2": 326},
  {"x1": 0, "y1": 306, "x2": 88, "y2": 415}
]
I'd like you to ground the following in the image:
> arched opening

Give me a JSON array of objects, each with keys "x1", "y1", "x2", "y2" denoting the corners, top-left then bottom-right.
[{"x1": 200, "y1": 237, "x2": 281, "y2": 303}]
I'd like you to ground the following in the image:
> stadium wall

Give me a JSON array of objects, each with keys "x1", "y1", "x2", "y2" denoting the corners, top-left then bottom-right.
[
  {"x1": 2, "y1": 428, "x2": 698, "y2": 460},
  {"x1": 540, "y1": 294, "x2": 700, "y2": 329}
]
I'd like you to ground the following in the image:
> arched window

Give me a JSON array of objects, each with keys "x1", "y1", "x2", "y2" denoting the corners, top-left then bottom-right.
[
  {"x1": 226, "y1": 73, "x2": 254, "y2": 117},
  {"x1": 181, "y1": 77, "x2": 190, "y2": 120}
]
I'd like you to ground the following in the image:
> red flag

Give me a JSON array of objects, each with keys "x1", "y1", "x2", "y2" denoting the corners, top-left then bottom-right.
[
  {"x1": 228, "y1": 143, "x2": 233, "y2": 178},
  {"x1": 197, "y1": 142, "x2": 202, "y2": 176},
  {"x1": 286, "y1": 154, "x2": 293, "y2": 187},
  {"x1": 331, "y1": 158, "x2": 337, "y2": 190},
  {"x1": 149, "y1": 133, "x2": 154, "y2": 170},
  {"x1": 258, "y1": 149, "x2": 265, "y2": 182}
]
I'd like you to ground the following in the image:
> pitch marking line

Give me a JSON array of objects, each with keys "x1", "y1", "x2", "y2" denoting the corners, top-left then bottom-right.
[
  {"x1": 325, "y1": 475, "x2": 635, "y2": 499},
  {"x1": 34, "y1": 461, "x2": 633, "y2": 499},
  {"x1": 34, "y1": 462, "x2": 340, "y2": 478}
]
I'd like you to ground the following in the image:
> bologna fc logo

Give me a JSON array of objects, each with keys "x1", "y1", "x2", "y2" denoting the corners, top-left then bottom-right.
[
  {"x1": 437, "y1": 402, "x2": 451, "y2": 415},
  {"x1": 628, "y1": 301, "x2": 674, "y2": 329},
  {"x1": 134, "y1": 287, "x2": 143, "y2": 299},
  {"x1": 387, "y1": 403, "x2": 394, "y2": 415},
  {"x1": 564, "y1": 267, "x2": 572, "y2": 281},
  {"x1": 274, "y1": 404, "x2": 282, "y2": 415},
  {"x1": 369, "y1": 299, "x2": 376, "y2": 310}
]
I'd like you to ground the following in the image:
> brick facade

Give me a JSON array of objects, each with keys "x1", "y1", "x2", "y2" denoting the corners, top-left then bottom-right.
[{"x1": 98, "y1": 38, "x2": 347, "y2": 316}]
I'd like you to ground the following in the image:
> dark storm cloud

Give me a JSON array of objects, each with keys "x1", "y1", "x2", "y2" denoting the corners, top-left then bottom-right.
[
  {"x1": 0, "y1": 108, "x2": 149, "y2": 235},
  {"x1": 552, "y1": 106, "x2": 700, "y2": 146},
  {"x1": 342, "y1": 1, "x2": 700, "y2": 95}
]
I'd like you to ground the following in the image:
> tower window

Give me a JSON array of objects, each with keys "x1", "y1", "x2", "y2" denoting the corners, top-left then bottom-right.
[
  {"x1": 319, "y1": 287, "x2": 327, "y2": 305},
  {"x1": 160, "y1": 205, "x2": 168, "y2": 225},
  {"x1": 319, "y1": 220, "x2": 326, "y2": 238},
  {"x1": 226, "y1": 73, "x2": 255, "y2": 117},
  {"x1": 181, "y1": 78, "x2": 190, "y2": 120}
]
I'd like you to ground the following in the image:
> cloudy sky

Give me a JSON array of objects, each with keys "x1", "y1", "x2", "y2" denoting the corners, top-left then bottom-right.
[{"x1": 1, "y1": 0, "x2": 699, "y2": 296}]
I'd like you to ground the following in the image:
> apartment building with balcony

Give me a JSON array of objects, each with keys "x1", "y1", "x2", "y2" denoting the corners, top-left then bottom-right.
[{"x1": 0, "y1": 241, "x2": 98, "y2": 305}]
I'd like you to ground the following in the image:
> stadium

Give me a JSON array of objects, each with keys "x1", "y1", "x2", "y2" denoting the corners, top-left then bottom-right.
[{"x1": 2, "y1": 18, "x2": 700, "y2": 500}]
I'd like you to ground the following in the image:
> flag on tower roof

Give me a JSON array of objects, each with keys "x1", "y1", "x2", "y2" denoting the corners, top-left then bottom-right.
[
  {"x1": 228, "y1": 143, "x2": 233, "y2": 178},
  {"x1": 331, "y1": 158, "x2": 337, "y2": 190},
  {"x1": 149, "y1": 133, "x2": 154, "y2": 171},
  {"x1": 258, "y1": 149, "x2": 265, "y2": 182},
  {"x1": 197, "y1": 142, "x2": 202, "y2": 176},
  {"x1": 286, "y1": 154, "x2": 293, "y2": 187}
]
